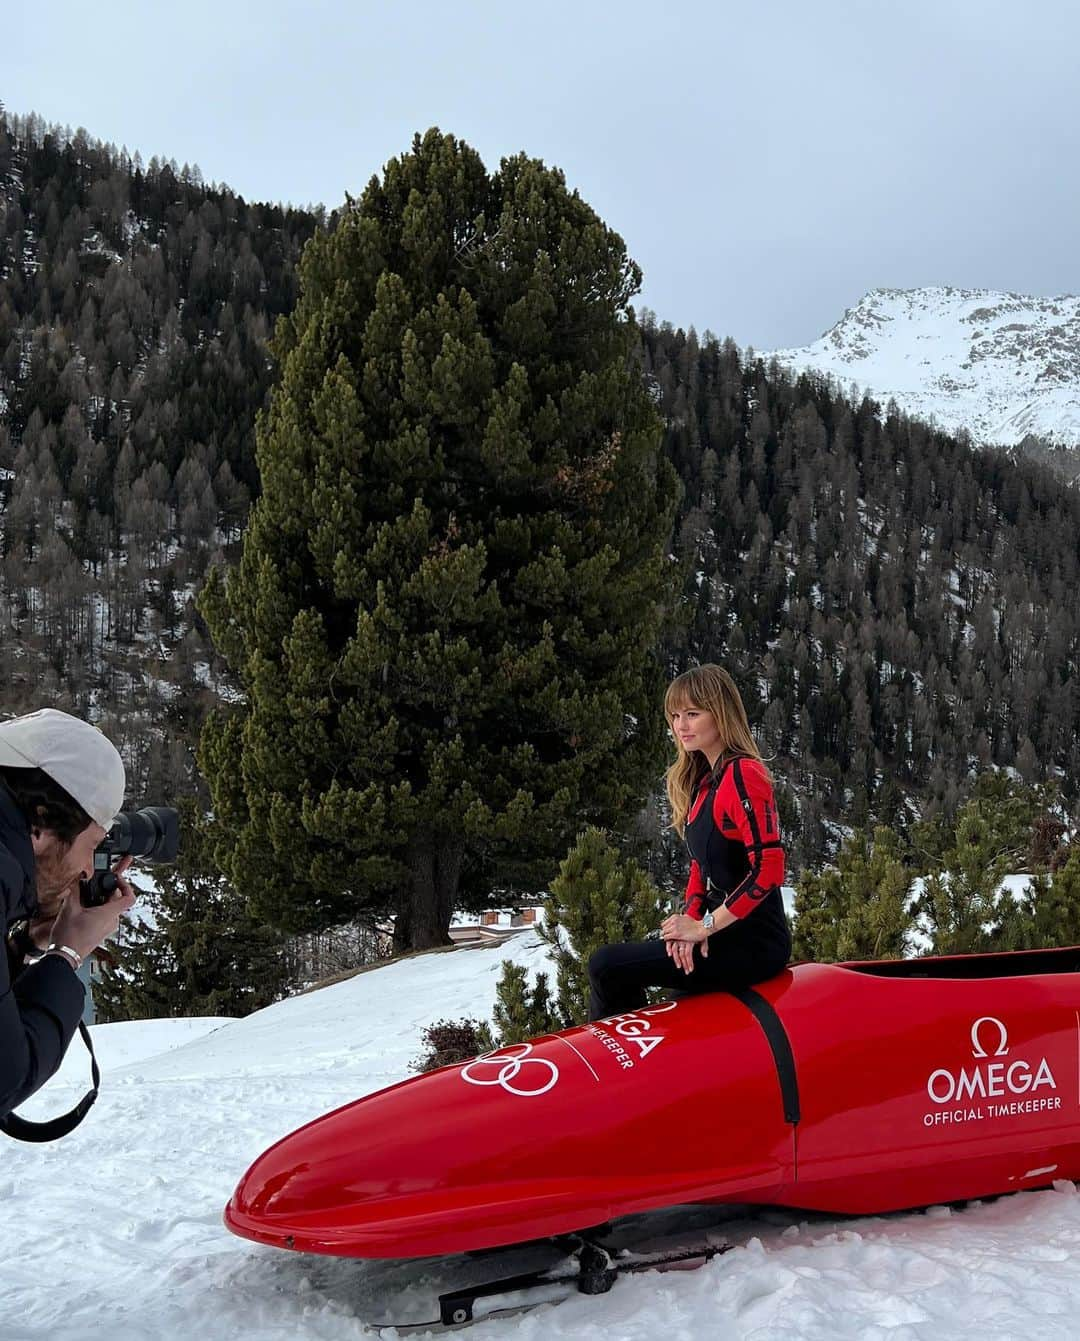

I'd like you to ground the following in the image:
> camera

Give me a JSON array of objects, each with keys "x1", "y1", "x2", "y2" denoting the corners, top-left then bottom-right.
[{"x1": 79, "y1": 807, "x2": 181, "y2": 907}]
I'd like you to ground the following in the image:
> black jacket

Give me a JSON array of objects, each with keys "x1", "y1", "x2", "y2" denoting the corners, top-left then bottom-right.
[{"x1": 0, "y1": 786, "x2": 85, "y2": 1119}]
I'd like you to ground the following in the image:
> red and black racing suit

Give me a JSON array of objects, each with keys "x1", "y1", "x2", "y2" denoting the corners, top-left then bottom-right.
[{"x1": 587, "y1": 755, "x2": 791, "y2": 1021}]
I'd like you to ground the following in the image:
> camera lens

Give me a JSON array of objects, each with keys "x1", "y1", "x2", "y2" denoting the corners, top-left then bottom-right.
[{"x1": 107, "y1": 807, "x2": 180, "y2": 862}]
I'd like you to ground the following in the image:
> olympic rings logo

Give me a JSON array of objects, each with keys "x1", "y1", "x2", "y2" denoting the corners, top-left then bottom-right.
[{"x1": 460, "y1": 1042, "x2": 560, "y2": 1098}]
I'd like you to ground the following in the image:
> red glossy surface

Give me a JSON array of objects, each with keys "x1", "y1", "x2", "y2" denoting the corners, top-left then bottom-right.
[{"x1": 225, "y1": 947, "x2": 1080, "y2": 1258}]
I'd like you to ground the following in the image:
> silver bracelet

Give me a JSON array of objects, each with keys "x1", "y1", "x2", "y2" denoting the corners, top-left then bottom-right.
[{"x1": 45, "y1": 943, "x2": 84, "y2": 971}]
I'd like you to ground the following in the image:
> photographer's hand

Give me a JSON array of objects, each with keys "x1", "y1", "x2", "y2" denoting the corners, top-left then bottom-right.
[
  {"x1": 27, "y1": 878, "x2": 81, "y2": 951},
  {"x1": 47, "y1": 857, "x2": 136, "y2": 963}
]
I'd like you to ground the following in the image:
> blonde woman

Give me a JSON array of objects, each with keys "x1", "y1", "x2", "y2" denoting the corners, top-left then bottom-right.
[{"x1": 587, "y1": 664, "x2": 790, "y2": 1021}]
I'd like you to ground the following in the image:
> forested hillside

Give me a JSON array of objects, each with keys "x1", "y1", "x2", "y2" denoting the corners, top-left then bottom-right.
[
  {"x1": 642, "y1": 319, "x2": 1080, "y2": 861},
  {"x1": 0, "y1": 105, "x2": 323, "y2": 797},
  {"x1": 1, "y1": 106, "x2": 1078, "y2": 882}
]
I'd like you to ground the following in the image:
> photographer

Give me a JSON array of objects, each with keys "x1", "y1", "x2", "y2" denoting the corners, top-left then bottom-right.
[{"x1": 1, "y1": 708, "x2": 134, "y2": 1123}]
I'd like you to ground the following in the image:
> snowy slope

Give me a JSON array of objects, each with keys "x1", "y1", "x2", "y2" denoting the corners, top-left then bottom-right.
[
  {"x1": 766, "y1": 286, "x2": 1080, "y2": 451},
  {"x1": 7, "y1": 932, "x2": 1080, "y2": 1339}
]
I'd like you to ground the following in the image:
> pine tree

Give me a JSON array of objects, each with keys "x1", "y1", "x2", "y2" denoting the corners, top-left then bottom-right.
[
  {"x1": 198, "y1": 129, "x2": 678, "y2": 950},
  {"x1": 94, "y1": 799, "x2": 292, "y2": 1020},
  {"x1": 917, "y1": 806, "x2": 1014, "y2": 956},
  {"x1": 994, "y1": 848, "x2": 1080, "y2": 951},
  {"x1": 792, "y1": 826, "x2": 914, "y2": 962},
  {"x1": 538, "y1": 825, "x2": 664, "y2": 1025},
  {"x1": 913, "y1": 777, "x2": 1064, "y2": 955},
  {"x1": 489, "y1": 961, "x2": 560, "y2": 1044},
  {"x1": 910, "y1": 773, "x2": 1052, "y2": 870}
]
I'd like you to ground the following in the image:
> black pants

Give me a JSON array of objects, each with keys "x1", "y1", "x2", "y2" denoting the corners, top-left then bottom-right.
[{"x1": 587, "y1": 931, "x2": 789, "y2": 1022}]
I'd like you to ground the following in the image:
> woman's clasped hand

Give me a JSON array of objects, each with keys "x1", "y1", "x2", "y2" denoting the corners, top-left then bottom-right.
[{"x1": 660, "y1": 911, "x2": 707, "y2": 972}]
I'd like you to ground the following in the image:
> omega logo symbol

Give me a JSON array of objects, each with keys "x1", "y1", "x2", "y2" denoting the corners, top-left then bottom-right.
[
  {"x1": 460, "y1": 1042, "x2": 559, "y2": 1098},
  {"x1": 970, "y1": 1017, "x2": 1009, "y2": 1058}
]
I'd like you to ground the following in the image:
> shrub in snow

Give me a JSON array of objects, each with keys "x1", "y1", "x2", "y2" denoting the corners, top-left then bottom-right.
[{"x1": 411, "y1": 1017, "x2": 494, "y2": 1073}]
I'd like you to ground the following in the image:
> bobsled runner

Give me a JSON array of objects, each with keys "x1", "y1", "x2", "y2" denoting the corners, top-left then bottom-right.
[{"x1": 226, "y1": 943, "x2": 1080, "y2": 1318}]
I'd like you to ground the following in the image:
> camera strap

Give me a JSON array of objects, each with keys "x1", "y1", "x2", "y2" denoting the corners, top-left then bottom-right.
[{"x1": 0, "y1": 1021, "x2": 100, "y2": 1142}]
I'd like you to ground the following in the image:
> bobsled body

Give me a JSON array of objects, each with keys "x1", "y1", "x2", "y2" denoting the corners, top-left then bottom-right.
[{"x1": 225, "y1": 946, "x2": 1080, "y2": 1258}]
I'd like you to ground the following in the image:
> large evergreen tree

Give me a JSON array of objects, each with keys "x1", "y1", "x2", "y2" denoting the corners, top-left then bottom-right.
[{"x1": 199, "y1": 129, "x2": 678, "y2": 950}]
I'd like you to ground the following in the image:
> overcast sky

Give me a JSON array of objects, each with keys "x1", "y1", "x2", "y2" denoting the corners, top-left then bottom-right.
[{"x1": 6, "y1": 0, "x2": 1079, "y2": 350}]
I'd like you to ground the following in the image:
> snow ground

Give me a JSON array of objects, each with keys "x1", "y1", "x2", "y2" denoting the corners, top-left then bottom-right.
[{"x1": 6, "y1": 931, "x2": 1080, "y2": 1340}]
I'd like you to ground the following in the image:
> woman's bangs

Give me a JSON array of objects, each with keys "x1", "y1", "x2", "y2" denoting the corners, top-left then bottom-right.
[{"x1": 664, "y1": 685, "x2": 700, "y2": 719}]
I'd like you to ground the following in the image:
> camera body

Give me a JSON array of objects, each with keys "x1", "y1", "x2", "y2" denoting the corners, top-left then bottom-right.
[{"x1": 79, "y1": 806, "x2": 180, "y2": 907}]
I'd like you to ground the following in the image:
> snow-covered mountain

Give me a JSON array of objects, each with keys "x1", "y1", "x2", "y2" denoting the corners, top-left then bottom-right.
[{"x1": 766, "y1": 286, "x2": 1080, "y2": 452}]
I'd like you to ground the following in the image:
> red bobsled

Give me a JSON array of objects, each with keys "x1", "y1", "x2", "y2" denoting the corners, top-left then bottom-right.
[{"x1": 225, "y1": 946, "x2": 1080, "y2": 1260}]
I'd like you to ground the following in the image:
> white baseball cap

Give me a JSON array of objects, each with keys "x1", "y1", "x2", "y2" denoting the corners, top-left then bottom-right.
[{"x1": 0, "y1": 708, "x2": 125, "y2": 828}]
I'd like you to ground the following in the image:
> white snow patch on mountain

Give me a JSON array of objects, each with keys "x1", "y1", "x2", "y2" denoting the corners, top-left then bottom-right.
[{"x1": 766, "y1": 286, "x2": 1080, "y2": 450}]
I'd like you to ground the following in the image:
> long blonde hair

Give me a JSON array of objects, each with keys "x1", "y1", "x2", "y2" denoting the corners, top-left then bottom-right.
[{"x1": 663, "y1": 664, "x2": 770, "y2": 838}]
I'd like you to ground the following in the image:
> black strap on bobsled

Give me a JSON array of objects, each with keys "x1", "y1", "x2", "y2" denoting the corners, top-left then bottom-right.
[
  {"x1": 0, "y1": 1021, "x2": 100, "y2": 1142},
  {"x1": 730, "y1": 987, "x2": 800, "y2": 1125}
]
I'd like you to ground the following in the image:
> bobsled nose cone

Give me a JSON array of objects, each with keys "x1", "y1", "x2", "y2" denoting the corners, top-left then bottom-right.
[
  {"x1": 231, "y1": 1141, "x2": 311, "y2": 1218},
  {"x1": 226, "y1": 1101, "x2": 398, "y2": 1254},
  {"x1": 228, "y1": 1092, "x2": 414, "y2": 1225},
  {"x1": 225, "y1": 1063, "x2": 536, "y2": 1258}
]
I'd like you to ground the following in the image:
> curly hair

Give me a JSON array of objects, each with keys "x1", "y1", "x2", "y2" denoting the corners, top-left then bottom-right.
[
  {"x1": 0, "y1": 766, "x2": 95, "y2": 846},
  {"x1": 663, "y1": 664, "x2": 771, "y2": 838}
]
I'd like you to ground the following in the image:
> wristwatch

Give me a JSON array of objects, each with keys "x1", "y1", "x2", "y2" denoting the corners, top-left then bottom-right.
[{"x1": 701, "y1": 910, "x2": 715, "y2": 933}]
